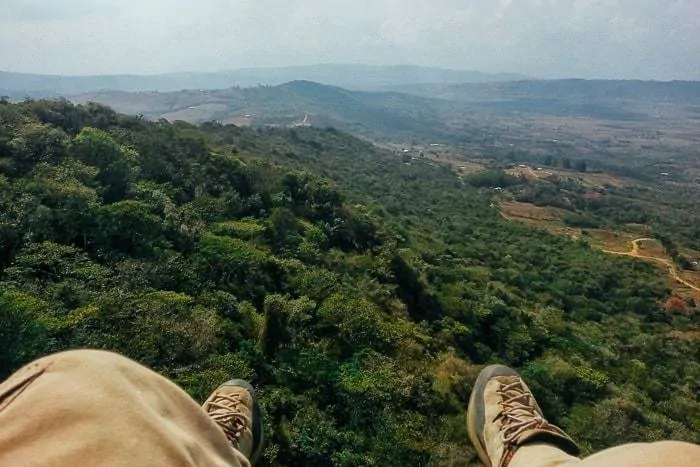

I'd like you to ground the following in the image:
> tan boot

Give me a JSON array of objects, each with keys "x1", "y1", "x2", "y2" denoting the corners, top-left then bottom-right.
[
  {"x1": 467, "y1": 365, "x2": 579, "y2": 467},
  {"x1": 203, "y1": 379, "x2": 263, "y2": 465}
]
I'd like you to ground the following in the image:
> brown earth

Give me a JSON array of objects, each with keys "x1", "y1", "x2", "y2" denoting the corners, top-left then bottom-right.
[
  {"x1": 500, "y1": 201, "x2": 700, "y2": 301},
  {"x1": 506, "y1": 165, "x2": 625, "y2": 188},
  {"x1": 604, "y1": 239, "x2": 696, "y2": 287},
  {"x1": 500, "y1": 201, "x2": 568, "y2": 223}
]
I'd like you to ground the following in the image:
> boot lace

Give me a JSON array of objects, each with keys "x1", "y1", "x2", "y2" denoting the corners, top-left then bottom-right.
[
  {"x1": 497, "y1": 379, "x2": 546, "y2": 443},
  {"x1": 206, "y1": 393, "x2": 250, "y2": 444}
]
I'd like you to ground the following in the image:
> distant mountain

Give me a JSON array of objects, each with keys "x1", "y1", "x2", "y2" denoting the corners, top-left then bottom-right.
[
  {"x1": 387, "y1": 79, "x2": 700, "y2": 103},
  {"x1": 70, "y1": 79, "x2": 700, "y2": 144},
  {"x1": 217, "y1": 65, "x2": 528, "y2": 89},
  {"x1": 0, "y1": 71, "x2": 235, "y2": 98},
  {"x1": 386, "y1": 80, "x2": 700, "y2": 120},
  {"x1": 0, "y1": 65, "x2": 528, "y2": 98},
  {"x1": 71, "y1": 80, "x2": 455, "y2": 142}
]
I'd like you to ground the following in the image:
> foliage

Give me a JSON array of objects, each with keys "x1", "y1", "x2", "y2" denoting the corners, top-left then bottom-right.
[{"x1": 0, "y1": 100, "x2": 698, "y2": 465}]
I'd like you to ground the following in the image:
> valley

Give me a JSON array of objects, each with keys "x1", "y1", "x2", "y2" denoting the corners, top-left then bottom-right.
[
  {"x1": 3, "y1": 0, "x2": 699, "y2": 464},
  {"x1": 2, "y1": 76, "x2": 699, "y2": 464}
]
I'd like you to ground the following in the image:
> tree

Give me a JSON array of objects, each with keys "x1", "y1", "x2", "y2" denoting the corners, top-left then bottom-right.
[
  {"x1": 98, "y1": 200, "x2": 167, "y2": 257},
  {"x1": 0, "y1": 290, "x2": 50, "y2": 379},
  {"x1": 71, "y1": 291, "x2": 226, "y2": 368},
  {"x1": 71, "y1": 127, "x2": 139, "y2": 202},
  {"x1": 7, "y1": 123, "x2": 68, "y2": 175},
  {"x1": 268, "y1": 207, "x2": 302, "y2": 252},
  {"x1": 22, "y1": 162, "x2": 100, "y2": 247}
]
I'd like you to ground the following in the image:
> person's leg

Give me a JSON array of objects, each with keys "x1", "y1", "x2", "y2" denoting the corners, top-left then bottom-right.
[
  {"x1": 509, "y1": 441, "x2": 700, "y2": 467},
  {"x1": 508, "y1": 443, "x2": 580, "y2": 467},
  {"x1": 577, "y1": 441, "x2": 700, "y2": 467},
  {"x1": 466, "y1": 364, "x2": 700, "y2": 467},
  {"x1": 0, "y1": 349, "x2": 261, "y2": 467}
]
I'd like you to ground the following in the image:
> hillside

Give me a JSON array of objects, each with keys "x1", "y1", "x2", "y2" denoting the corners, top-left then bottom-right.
[
  {"x1": 71, "y1": 80, "x2": 456, "y2": 142},
  {"x1": 391, "y1": 79, "x2": 700, "y2": 102},
  {"x1": 1, "y1": 100, "x2": 699, "y2": 465},
  {"x1": 388, "y1": 79, "x2": 700, "y2": 119},
  {"x1": 68, "y1": 79, "x2": 700, "y2": 151},
  {"x1": 0, "y1": 65, "x2": 527, "y2": 98}
]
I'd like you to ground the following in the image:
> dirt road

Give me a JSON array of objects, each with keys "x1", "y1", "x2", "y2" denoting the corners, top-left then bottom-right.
[{"x1": 604, "y1": 238, "x2": 700, "y2": 293}]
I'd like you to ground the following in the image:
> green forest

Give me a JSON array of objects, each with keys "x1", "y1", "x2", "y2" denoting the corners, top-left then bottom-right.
[{"x1": 1, "y1": 99, "x2": 698, "y2": 465}]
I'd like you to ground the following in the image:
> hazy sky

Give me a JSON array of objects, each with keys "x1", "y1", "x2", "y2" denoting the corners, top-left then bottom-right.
[{"x1": 1, "y1": 0, "x2": 698, "y2": 79}]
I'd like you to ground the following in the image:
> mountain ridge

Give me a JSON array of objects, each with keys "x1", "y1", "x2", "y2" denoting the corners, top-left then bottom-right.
[
  {"x1": 0, "y1": 64, "x2": 529, "y2": 97},
  {"x1": 67, "y1": 78, "x2": 700, "y2": 145}
]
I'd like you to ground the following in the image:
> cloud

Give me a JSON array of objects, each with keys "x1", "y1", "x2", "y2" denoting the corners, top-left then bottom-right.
[{"x1": 0, "y1": 0, "x2": 697, "y2": 79}]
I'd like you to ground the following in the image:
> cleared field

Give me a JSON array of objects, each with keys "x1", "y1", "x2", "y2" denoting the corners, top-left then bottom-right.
[
  {"x1": 429, "y1": 152, "x2": 487, "y2": 174},
  {"x1": 668, "y1": 330, "x2": 700, "y2": 341},
  {"x1": 506, "y1": 165, "x2": 626, "y2": 188},
  {"x1": 582, "y1": 229, "x2": 639, "y2": 252},
  {"x1": 634, "y1": 238, "x2": 667, "y2": 258},
  {"x1": 602, "y1": 237, "x2": 700, "y2": 302},
  {"x1": 576, "y1": 171, "x2": 627, "y2": 188},
  {"x1": 500, "y1": 201, "x2": 700, "y2": 302},
  {"x1": 671, "y1": 275, "x2": 700, "y2": 303},
  {"x1": 500, "y1": 201, "x2": 568, "y2": 223},
  {"x1": 222, "y1": 115, "x2": 254, "y2": 126},
  {"x1": 162, "y1": 103, "x2": 228, "y2": 122}
]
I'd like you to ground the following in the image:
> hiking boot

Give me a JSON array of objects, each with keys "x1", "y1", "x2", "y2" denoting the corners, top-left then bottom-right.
[
  {"x1": 203, "y1": 379, "x2": 264, "y2": 465},
  {"x1": 467, "y1": 365, "x2": 579, "y2": 467}
]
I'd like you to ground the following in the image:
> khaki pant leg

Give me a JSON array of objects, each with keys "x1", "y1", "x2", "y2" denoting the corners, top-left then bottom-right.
[
  {"x1": 0, "y1": 349, "x2": 248, "y2": 467},
  {"x1": 509, "y1": 443, "x2": 582, "y2": 467},
  {"x1": 579, "y1": 441, "x2": 700, "y2": 467},
  {"x1": 509, "y1": 441, "x2": 700, "y2": 467}
]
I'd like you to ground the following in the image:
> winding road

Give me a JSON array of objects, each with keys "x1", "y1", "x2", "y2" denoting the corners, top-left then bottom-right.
[{"x1": 604, "y1": 238, "x2": 700, "y2": 293}]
